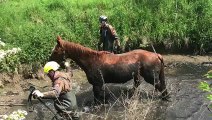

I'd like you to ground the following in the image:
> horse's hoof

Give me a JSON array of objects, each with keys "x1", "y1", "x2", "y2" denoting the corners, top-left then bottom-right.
[
  {"x1": 161, "y1": 95, "x2": 171, "y2": 102},
  {"x1": 162, "y1": 97, "x2": 171, "y2": 102}
]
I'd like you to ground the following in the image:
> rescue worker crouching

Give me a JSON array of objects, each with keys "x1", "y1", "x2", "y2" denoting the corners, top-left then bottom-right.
[
  {"x1": 32, "y1": 61, "x2": 79, "y2": 120},
  {"x1": 98, "y1": 15, "x2": 121, "y2": 54}
]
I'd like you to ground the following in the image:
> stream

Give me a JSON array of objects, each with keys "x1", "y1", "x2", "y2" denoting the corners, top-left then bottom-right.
[{"x1": 0, "y1": 62, "x2": 212, "y2": 120}]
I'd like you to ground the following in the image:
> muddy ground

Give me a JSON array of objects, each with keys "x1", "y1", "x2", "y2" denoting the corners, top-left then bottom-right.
[{"x1": 0, "y1": 54, "x2": 211, "y2": 120}]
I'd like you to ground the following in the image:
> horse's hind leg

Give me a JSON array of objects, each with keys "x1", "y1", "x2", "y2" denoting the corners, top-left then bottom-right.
[
  {"x1": 93, "y1": 85, "x2": 108, "y2": 105},
  {"x1": 158, "y1": 61, "x2": 169, "y2": 99},
  {"x1": 143, "y1": 71, "x2": 168, "y2": 99},
  {"x1": 155, "y1": 82, "x2": 168, "y2": 97},
  {"x1": 133, "y1": 76, "x2": 141, "y2": 90}
]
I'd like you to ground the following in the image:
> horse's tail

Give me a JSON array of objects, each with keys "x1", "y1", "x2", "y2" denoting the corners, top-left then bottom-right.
[
  {"x1": 151, "y1": 44, "x2": 164, "y2": 81},
  {"x1": 158, "y1": 54, "x2": 164, "y2": 82},
  {"x1": 158, "y1": 54, "x2": 168, "y2": 97}
]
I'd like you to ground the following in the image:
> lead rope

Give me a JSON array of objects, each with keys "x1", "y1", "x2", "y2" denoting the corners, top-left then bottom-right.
[
  {"x1": 36, "y1": 97, "x2": 60, "y2": 119},
  {"x1": 151, "y1": 43, "x2": 157, "y2": 54},
  {"x1": 27, "y1": 86, "x2": 61, "y2": 120},
  {"x1": 27, "y1": 86, "x2": 36, "y2": 112}
]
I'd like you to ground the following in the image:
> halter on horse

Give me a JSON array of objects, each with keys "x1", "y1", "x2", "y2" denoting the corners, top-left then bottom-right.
[{"x1": 49, "y1": 36, "x2": 169, "y2": 104}]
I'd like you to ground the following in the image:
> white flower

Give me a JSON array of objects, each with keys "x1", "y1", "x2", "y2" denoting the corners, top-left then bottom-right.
[
  {"x1": 1, "y1": 109, "x2": 28, "y2": 120},
  {"x1": 0, "y1": 47, "x2": 21, "y2": 61},
  {"x1": 2, "y1": 115, "x2": 8, "y2": 119},
  {"x1": 6, "y1": 48, "x2": 21, "y2": 55},
  {"x1": 0, "y1": 41, "x2": 5, "y2": 46}
]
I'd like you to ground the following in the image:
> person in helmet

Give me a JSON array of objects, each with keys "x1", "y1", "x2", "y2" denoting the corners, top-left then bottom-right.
[
  {"x1": 98, "y1": 15, "x2": 121, "y2": 53},
  {"x1": 32, "y1": 61, "x2": 79, "y2": 120}
]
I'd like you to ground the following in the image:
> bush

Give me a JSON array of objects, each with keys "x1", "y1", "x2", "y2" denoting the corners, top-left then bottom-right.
[{"x1": 0, "y1": 48, "x2": 21, "y2": 72}]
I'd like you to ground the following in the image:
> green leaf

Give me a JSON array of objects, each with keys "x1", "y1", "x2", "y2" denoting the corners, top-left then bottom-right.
[
  {"x1": 206, "y1": 94, "x2": 212, "y2": 101},
  {"x1": 204, "y1": 70, "x2": 212, "y2": 78},
  {"x1": 206, "y1": 74, "x2": 212, "y2": 79},
  {"x1": 199, "y1": 81, "x2": 211, "y2": 92}
]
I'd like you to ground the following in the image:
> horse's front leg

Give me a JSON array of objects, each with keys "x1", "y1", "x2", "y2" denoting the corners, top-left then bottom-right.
[
  {"x1": 130, "y1": 72, "x2": 141, "y2": 97},
  {"x1": 132, "y1": 66, "x2": 142, "y2": 93},
  {"x1": 133, "y1": 75, "x2": 141, "y2": 92},
  {"x1": 93, "y1": 85, "x2": 107, "y2": 105},
  {"x1": 87, "y1": 70, "x2": 108, "y2": 105}
]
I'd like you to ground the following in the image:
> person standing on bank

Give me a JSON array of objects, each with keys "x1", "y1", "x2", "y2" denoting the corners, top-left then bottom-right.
[
  {"x1": 98, "y1": 15, "x2": 121, "y2": 53},
  {"x1": 32, "y1": 61, "x2": 79, "y2": 120}
]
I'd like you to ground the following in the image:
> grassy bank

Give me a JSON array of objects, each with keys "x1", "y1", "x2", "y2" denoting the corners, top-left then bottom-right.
[{"x1": 0, "y1": 0, "x2": 211, "y2": 72}]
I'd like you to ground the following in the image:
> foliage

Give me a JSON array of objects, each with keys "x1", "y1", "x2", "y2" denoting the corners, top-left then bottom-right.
[
  {"x1": 199, "y1": 70, "x2": 212, "y2": 110},
  {"x1": 0, "y1": 47, "x2": 21, "y2": 72},
  {"x1": 0, "y1": 109, "x2": 27, "y2": 120},
  {"x1": 0, "y1": 0, "x2": 211, "y2": 71},
  {"x1": 199, "y1": 81, "x2": 212, "y2": 103},
  {"x1": 0, "y1": 53, "x2": 20, "y2": 72},
  {"x1": 204, "y1": 70, "x2": 212, "y2": 79}
]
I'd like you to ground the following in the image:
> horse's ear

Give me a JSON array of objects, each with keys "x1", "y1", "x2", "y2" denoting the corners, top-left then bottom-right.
[{"x1": 57, "y1": 36, "x2": 62, "y2": 46}]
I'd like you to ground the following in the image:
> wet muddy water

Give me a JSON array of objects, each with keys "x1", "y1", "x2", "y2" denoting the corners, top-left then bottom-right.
[{"x1": 0, "y1": 63, "x2": 211, "y2": 120}]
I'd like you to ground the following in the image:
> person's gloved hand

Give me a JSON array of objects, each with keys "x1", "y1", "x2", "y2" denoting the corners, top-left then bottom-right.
[
  {"x1": 32, "y1": 90, "x2": 44, "y2": 98},
  {"x1": 64, "y1": 61, "x2": 70, "y2": 68}
]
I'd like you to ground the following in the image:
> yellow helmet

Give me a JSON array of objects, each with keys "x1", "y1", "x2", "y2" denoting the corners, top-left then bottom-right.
[{"x1": 43, "y1": 61, "x2": 60, "y2": 73}]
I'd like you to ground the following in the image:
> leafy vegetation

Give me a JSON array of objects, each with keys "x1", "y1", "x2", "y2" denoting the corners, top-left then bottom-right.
[
  {"x1": 0, "y1": 46, "x2": 21, "y2": 72},
  {"x1": 199, "y1": 70, "x2": 212, "y2": 111},
  {"x1": 0, "y1": 0, "x2": 211, "y2": 71},
  {"x1": 1, "y1": 109, "x2": 27, "y2": 120},
  {"x1": 0, "y1": 53, "x2": 20, "y2": 72}
]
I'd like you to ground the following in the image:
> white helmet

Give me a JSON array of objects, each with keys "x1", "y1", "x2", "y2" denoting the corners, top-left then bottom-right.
[
  {"x1": 99, "y1": 15, "x2": 107, "y2": 23},
  {"x1": 43, "y1": 61, "x2": 60, "y2": 73}
]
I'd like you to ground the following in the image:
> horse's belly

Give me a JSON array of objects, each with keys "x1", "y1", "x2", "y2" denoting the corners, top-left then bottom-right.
[
  {"x1": 102, "y1": 63, "x2": 139, "y2": 83},
  {"x1": 104, "y1": 71, "x2": 133, "y2": 83}
]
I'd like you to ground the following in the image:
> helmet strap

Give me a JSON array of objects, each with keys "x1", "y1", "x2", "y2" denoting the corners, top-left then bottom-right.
[{"x1": 47, "y1": 70, "x2": 56, "y2": 81}]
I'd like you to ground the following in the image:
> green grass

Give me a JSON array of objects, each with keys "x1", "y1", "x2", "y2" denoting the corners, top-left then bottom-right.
[{"x1": 0, "y1": 0, "x2": 211, "y2": 71}]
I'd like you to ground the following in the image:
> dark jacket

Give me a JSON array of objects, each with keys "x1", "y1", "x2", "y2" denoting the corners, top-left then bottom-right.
[{"x1": 98, "y1": 23, "x2": 119, "y2": 52}]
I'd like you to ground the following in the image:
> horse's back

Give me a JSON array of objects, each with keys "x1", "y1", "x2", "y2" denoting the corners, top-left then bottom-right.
[
  {"x1": 119, "y1": 49, "x2": 162, "y2": 62},
  {"x1": 100, "y1": 49, "x2": 162, "y2": 65}
]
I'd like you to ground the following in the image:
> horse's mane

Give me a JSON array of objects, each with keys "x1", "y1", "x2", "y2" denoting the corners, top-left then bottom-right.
[{"x1": 60, "y1": 39, "x2": 109, "y2": 56}]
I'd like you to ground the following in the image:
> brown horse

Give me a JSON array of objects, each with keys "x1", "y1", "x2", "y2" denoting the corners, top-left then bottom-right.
[{"x1": 49, "y1": 36, "x2": 168, "y2": 104}]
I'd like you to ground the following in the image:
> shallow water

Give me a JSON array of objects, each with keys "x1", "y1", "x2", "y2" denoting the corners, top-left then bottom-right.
[{"x1": 0, "y1": 63, "x2": 211, "y2": 120}]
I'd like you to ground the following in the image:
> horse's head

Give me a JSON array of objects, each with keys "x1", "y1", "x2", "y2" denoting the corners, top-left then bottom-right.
[{"x1": 49, "y1": 36, "x2": 66, "y2": 67}]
